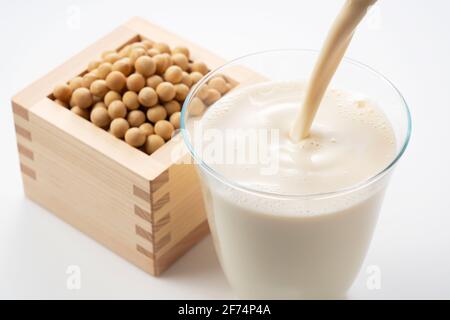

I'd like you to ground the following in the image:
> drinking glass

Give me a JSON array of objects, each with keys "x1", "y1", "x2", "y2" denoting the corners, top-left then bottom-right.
[{"x1": 181, "y1": 50, "x2": 411, "y2": 299}]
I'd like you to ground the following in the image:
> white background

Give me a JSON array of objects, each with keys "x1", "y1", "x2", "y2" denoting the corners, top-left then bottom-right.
[{"x1": 1, "y1": 0, "x2": 449, "y2": 299}]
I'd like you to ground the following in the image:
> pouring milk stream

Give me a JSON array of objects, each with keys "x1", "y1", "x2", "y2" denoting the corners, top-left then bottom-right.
[{"x1": 290, "y1": 0, "x2": 377, "y2": 141}]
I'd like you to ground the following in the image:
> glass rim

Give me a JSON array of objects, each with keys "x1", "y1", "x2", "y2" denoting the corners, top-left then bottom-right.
[{"x1": 181, "y1": 49, "x2": 412, "y2": 200}]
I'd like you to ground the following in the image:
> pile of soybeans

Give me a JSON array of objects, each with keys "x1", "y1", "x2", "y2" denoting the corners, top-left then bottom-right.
[{"x1": 52, "y1": 39, "x2": 232, "y2": 155}]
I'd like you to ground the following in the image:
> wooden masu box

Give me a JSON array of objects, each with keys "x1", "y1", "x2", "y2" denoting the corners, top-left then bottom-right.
[{"x1": 10, "y1": 17, "x2": 232, "y2": 276}]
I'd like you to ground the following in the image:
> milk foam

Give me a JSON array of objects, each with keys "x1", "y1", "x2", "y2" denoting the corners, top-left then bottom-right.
[{"x1": 199, "y1": 80, "x2": 396, "y2": 203}]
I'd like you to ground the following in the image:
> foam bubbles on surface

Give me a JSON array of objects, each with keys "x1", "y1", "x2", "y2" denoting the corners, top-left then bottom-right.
[{"x1": 196, "y1": 80, "x2": 396, "y2": 216}]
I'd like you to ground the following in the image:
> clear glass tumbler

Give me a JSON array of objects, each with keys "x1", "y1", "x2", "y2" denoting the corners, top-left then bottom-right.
[{"x1": 181, "y1": 50, "x2": 411, "y2": 299}]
